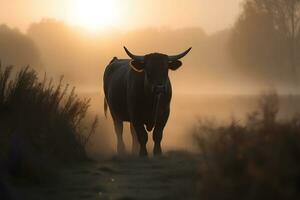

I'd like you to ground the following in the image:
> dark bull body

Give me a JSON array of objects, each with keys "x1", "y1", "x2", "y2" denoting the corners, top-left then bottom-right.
[{"x1": 103, "y1": 47, "x2": 191, "y2": 156}]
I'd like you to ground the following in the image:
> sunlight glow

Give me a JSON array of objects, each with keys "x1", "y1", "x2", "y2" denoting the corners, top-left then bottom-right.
[{"x1": 67, "y1": 0, "x2": 120, "y2": 31}]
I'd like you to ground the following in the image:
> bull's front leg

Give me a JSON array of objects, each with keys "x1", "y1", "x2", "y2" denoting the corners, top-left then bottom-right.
[
  {"x1": 132, "y1": 123, "x2": 148, "y2": 156},
  {"x1": 153, "y1": 126, "x2": 163, "y2": 155},
  {"x1": 153, "y1": 109, "x2": 170, "y2": 156}
]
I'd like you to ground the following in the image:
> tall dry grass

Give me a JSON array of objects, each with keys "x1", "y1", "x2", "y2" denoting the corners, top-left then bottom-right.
[
  {"x1": 0, "y1": 64, "x2": 98, "y2": 182},
  {"x1": 192, "y1": 90, "x2": 300, "y2": 200}
]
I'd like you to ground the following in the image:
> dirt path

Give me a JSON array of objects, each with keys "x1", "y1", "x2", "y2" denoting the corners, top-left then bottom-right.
[{"x1": 17, "y1": 151, "x2": 199, "y2": 200}]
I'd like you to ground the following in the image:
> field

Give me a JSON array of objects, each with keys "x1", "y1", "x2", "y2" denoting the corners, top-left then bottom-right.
[
  {"x1": 2, "y1": 0, "x2": 300, "y2": 199},
  {"x1": 83, "y1": 92, "x2": 300, "y2": 156},
  {"x1": 2, "y1": 82, "x2": 300, "y2": 200},
  {"x1": 1, "y1": 66, "x2": 299, "y2": 200},
  {"x1": 13, "y1": 152, "x2": 198, "y2": 200}
]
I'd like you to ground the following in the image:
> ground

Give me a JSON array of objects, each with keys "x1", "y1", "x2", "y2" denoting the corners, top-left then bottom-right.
[{"x1": 14, "y1": 151, "x2": 199, "y2": 200}]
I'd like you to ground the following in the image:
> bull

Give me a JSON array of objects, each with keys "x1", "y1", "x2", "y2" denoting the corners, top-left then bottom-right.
[{"x1": 103, "y1": 47, "x2": 191, "y2": 156}]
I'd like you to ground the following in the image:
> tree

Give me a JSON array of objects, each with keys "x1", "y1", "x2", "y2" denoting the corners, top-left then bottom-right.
[
  {"x1": 255, "y1": 0, "x2": 300, "y2": 77},
  {"x1": 230, "y1": 0, "x2": 300, "y2": 85},
  {"x1": 0, "y1": 25, "x2": 42, "y2": 71}
]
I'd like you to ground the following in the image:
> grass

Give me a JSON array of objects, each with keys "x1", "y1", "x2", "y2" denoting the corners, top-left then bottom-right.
[
  {"x1": 192, "y1": 90, "x2": 300, "y2": 200},
  {"x1": 0, "y1": 64, "x2": 98, "y2": 183}
]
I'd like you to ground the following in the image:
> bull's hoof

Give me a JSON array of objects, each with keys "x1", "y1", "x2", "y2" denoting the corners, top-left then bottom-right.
[
  {"x1": 117, "y1": 143, "x2": 126, "y2": 156},
  {"x1": 132, "y1": 144, "x2": 139, "y2": 155},
  {"x1": 153, "y1": 146, "x2": 162, "y2": 156},
  {"x1": 139, "y1": 148, "x2": 148, "y2": 157}
]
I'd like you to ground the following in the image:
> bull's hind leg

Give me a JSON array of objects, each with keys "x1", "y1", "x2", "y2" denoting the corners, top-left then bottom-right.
[
  {"x1": 130, "y1": 123, "x2": 139, "y2": 155},
  {"x1": 113, "y1": 120, "x2": 125, "y2": 155}
]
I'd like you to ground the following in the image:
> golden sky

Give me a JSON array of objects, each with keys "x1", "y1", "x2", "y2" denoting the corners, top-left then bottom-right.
[{"x1": 1, "y1": 0, "x2": 242, "y2": 33}]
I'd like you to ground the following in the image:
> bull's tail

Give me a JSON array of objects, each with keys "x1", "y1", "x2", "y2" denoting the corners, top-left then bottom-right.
[
  {"x1": 109, "y1": 57, "x2": 118, "y2": 64},
  {"x1": 104, "y1": 97, "x2": 108, "y2": 119},
  {"x1": 104, "y1": 57, "x2": 117, "y2": 119}
]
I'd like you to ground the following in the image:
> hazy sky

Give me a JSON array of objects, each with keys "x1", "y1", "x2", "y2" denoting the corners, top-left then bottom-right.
[{"x1": 0, "y1": 0, "x2": 242, "y2": 33}]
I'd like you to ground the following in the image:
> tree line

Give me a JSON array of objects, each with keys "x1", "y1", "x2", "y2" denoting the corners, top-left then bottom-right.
[{"x1": 229, "y1": 0, "x2": 300, "y2": 86}]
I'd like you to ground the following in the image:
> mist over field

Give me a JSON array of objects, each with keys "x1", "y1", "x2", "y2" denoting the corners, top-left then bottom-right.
[
  {"x1": 1, "y1": 15, "x2": 300, "y2": 154},
  {"x1": 2, "y1": 18, "x2": 298, "y2": 95},
  {"x1": 1, "y1": 0, "x2": 300, "y2": 199}
]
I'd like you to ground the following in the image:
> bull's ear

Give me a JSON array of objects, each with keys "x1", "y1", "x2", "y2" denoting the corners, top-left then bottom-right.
[
  {"x1": 130, "y1": 60, "x2": 145, "y2": 72},
  {"x1": 168, "y1": 60, "x2": 182, "y2": 71}
]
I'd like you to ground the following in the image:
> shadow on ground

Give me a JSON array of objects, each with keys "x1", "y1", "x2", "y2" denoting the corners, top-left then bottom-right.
[{"x1": 13, "y1": 151, "x2": 199, "y2": 200}]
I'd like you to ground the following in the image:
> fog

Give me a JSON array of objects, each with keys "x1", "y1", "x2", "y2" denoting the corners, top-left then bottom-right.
[
  {"x1": 0, "y1": 25, "x2": 42, "y2": 70},
  {"x1": 1, "y1": 0, "x2": 300, "y2": 155},
  {"x1": 0, "y1": 0, "x2": 242, "y2": 33},
  {"x1": 20, "y1": 19, "x2": 286, "y2": 94}
]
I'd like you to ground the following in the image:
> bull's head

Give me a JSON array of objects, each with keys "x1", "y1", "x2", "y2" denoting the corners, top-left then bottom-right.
[{"x1": 124, "y1": 47, "x2": 191, "y2": 94}]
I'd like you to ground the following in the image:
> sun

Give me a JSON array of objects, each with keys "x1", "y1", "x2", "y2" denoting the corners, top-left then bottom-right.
[{"x1": 68, "y1": 0, "x2": 119, "y2": 31}]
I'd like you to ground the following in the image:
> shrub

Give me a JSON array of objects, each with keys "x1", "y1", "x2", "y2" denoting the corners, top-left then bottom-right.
[
  {"x1": 192, "y1": 91, "x2": 300, "y2": 200},
  {"x1": 0, "y1": 64, "x2": 97, "y2": 182}
]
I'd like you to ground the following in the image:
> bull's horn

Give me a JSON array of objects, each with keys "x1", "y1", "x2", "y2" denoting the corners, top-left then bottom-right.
[
  {"x1": 168, "y1": 47, "x2": 192, "y2": 61},
  {"x1": 124, "y1": 46, "x2": 144, "y2": 62}
]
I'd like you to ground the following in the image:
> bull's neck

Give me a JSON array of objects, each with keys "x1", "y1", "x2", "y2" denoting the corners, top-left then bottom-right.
[{"x1": 144, "y1": 84, "x2": 155, "y2": 100}]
